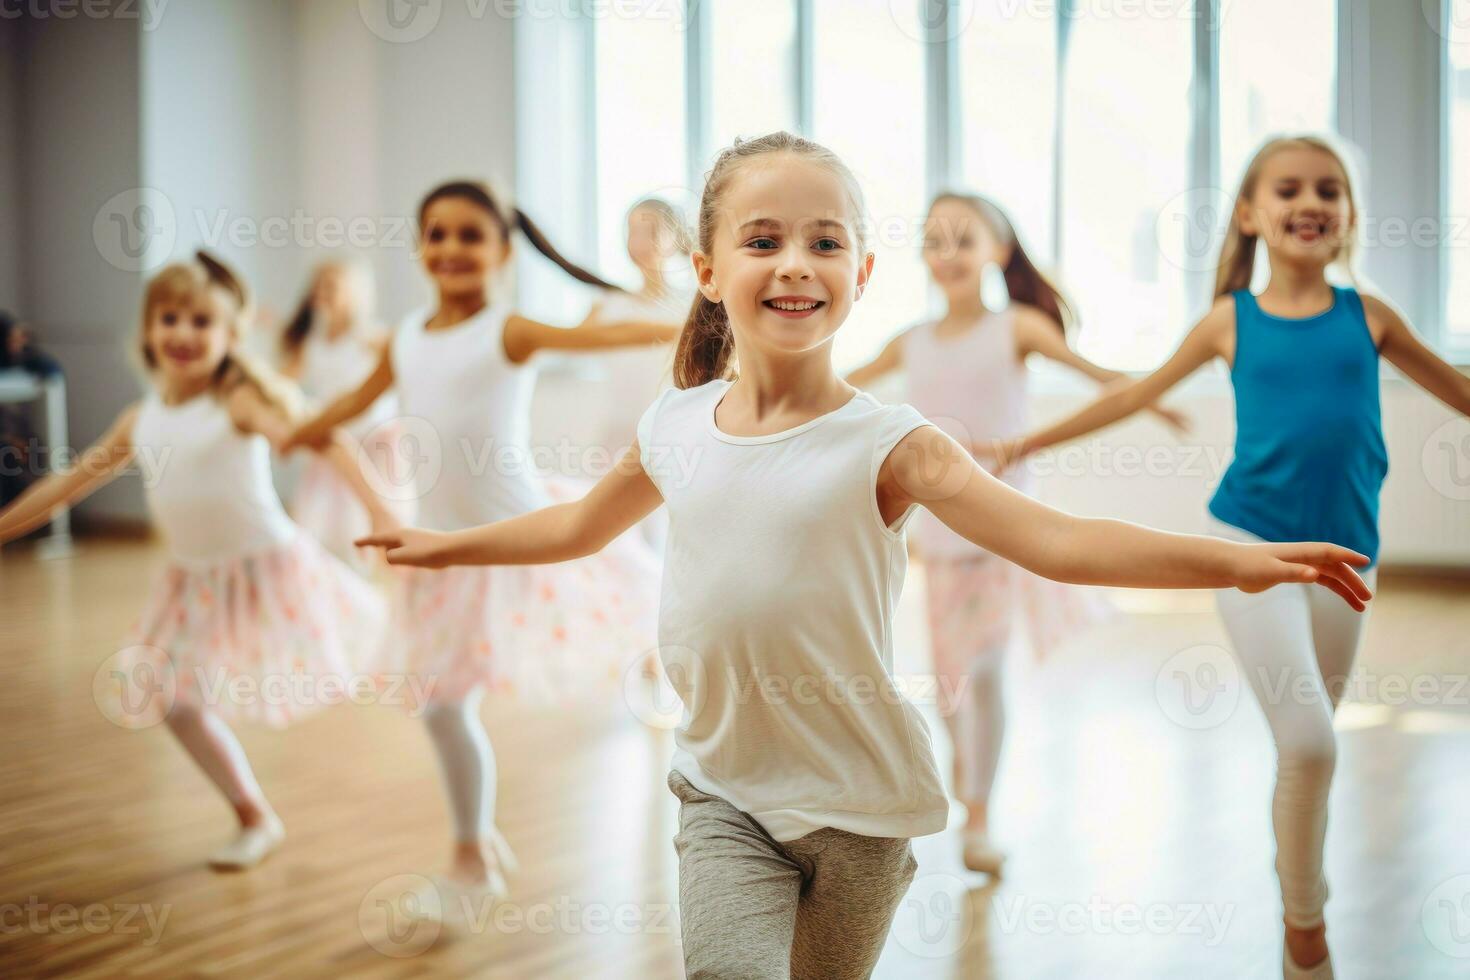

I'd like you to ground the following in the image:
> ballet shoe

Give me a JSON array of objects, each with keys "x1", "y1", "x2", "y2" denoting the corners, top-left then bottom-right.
[
  {"x1": 407, "y1": 870, "x2": 509, "y2": 934},
  {"x1": 961, "y1": 828, "x2": 1005, "y2": 876},
  {"x1": 207, "y1": 814, "x2": 285, "y2": 870},
  {"x1": 1282, "y1": 945, "x2": 1334, "y2": 980}
]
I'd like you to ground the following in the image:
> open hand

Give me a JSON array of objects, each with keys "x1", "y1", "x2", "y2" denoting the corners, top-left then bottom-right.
[
  {"x1": 1232, "y1": 542, "x2": 1374, "y2": 611},
  {"x1": 354, "y1": 527, "x2": 454, "y2": 568}
]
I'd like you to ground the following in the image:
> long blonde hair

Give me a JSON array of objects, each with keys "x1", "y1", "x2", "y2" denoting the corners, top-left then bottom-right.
[
  {"x1": 138, "y1": 251, "x2": 300, "y2": 415},
  {"x1": 673, "y1": 131, "x2": 870, "y2": 389},
  {"x1": 1215, "y1": 135, "x2": 1361, "y2": 300}
]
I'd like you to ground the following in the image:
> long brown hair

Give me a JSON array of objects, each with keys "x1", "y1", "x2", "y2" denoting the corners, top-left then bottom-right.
[
  {"x1": 138, "y1": 251, "x2": 299, "y2": 414},
  {"x1": 673, "y1": 131, "x2": 869, "y2": 389},
  {"x1": 1214, "y1": 135, "x2": 1360, "y2": 300},
  {"x1": 932, "y1": 192, "x2": 1074, "y2": 335},
  {"x1": 418, "y1": 180, "x2": 623, "y2": 292}
]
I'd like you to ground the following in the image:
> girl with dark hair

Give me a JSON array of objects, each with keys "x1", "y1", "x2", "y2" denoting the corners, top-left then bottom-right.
[
  {"x1": 845, "y1": 192, "x2": 1188, "y2": 877},
  {"x1": 284, "y1": 180, "x2": 672, "y2": 921}
]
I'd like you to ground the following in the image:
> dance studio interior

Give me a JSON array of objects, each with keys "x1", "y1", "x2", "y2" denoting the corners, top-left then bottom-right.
[{"x1": 2, "y1": 1, "x2": 1468, "y2": 978}]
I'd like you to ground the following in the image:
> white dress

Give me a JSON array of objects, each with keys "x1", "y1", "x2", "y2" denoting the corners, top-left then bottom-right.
[
  {"x1": 120, "y1": 390, "x2": 387, "y2": 728},
  {"x1": 290, "y1": 328, "x2": 412, "y2": 565},
  {"x1": 384, "y1": 305, "x2": 660, "y2": 708}
]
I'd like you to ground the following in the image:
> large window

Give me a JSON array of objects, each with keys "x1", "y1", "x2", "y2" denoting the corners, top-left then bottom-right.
[
  {"x1": 593, "y1": 3, "x2": 688, "y2": 287},
  {"x1": 1060, "y1": 12, "x2": 1193, "y2": 370},
  {"x1": 583, "y1": 2, "x2": 1470, "y2": 367},
  {"x1": 1218, "y1": 0, "x2": 1338, "y2": 194},
  {"x1": 959, "y1": 2, "x2": 1058, "y2": 266},
  {"x1": 706, "y1": 0, "x2": 799, "y2": 162},
  {"x1": 1447, "y1": 0, "x2": 1470, "y2": 344},
  {"x1": 812, "y1": 0, "x2": 928, "y2": 368}
]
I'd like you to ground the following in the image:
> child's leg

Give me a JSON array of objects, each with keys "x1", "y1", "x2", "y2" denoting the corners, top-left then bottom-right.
[
  {"x1": 924, "y1": 558, "x2": 1012, "y2": 826},
  {"x1": 1214, "y1": 582, "x2": 1335, "y2": 930},
  {"x1": 164, "y1": 703, "x2": 284, "y2": 869},
  {"x1": 786, "y1": 829, "x2": 917, "y2": 980},
  {"x1": 422, "y1": 688, "x2": 509, "y2": 884},
  {"x1": 668, "y1": 771, "x2": 804, "y2": 979},
  {"x1": 1307, "y1": 567, "x2": 1378, "y2": 708},
  {"x1": 164, "y1": 703, "x2": 272, "y2": 824}
]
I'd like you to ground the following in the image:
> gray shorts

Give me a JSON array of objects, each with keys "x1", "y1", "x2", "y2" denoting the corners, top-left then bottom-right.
[{"x1": 668, "y1": 770, "x2": 918, "y2": 980}]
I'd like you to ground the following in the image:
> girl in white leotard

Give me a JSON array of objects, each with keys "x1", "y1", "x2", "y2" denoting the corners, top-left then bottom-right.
[
  {"x1": 285, "y1": 180, "x2": 677, "y2": 919},
  {"x1": 0, "y1": 252, "x2": 393, "y2": 872}
]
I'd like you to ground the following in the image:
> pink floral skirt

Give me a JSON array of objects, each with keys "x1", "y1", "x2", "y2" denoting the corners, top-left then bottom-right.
[
  {"x1": 116, "y1": 532, "x2": 388, "y2": 728},
  {"x1": 923, "y1": 553, "x2": 1113, "y2": 714}
]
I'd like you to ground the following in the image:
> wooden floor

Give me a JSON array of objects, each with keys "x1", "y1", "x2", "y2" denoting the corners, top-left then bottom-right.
[{"x1": 1, "y1": 536, "x2": 1467, "y2": 979}]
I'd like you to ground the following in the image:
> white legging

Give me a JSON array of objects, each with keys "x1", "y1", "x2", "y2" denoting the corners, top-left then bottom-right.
[
  {"x1": 423, "y1": 688, "x2": 497, "y2": 843},
  {"x1": 1209, "y1": 517, "x2": 1377, "y2": 930},
  {"x1": 164, "y1": 703, "x2": 267, "y2": 810}
]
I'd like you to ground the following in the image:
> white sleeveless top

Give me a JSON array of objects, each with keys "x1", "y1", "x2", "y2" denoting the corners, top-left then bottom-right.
[
  {"x1": 902, "y1": 311, "x2": 1032, "y2": 559},
  {"x1": 297, "y1": 328, "x2": 397, "y2": 438},
  {"x1": 132, "y1": 391, "x2": 297, "y2": 567},
  {"x1": 390, "y1": 305, "x2": 549, "y2": 531},
  {"x1": 637, "y1": 379, "x2": 949, "y2": 841}
]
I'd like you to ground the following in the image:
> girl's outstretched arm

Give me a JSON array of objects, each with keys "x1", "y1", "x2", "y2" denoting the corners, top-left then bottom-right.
[
  {"x1": 990, "y1": 299, "x2": 1233, "y2": 467},
  {"x1": 1012, "y1": 306, "x2": 1191, "y2": 434},
  {"x1": 0, "y1": 405, "x2": 139, "y2": 545},
  {"x1": 502, "y1": 314, "x2": 680, "y2": 364},
  {"x1": 1367, "y1": 294, "x2": 1470, "y2": 416},
  {"x1": 883, "y1": 424, "x2": 1373, "y2": 609},
  {"x1": 227, "y1": 383, "x2": 400, "y2": 533},
  {"x1": 844, "y1": 330, "x2": 907, "y2": 389},
  {"x1": 356, "y1": 444, "x2": 662, "y2": 567},
  {"x1": 281, "y1": 345, "x2": 394, "y2": 451}
]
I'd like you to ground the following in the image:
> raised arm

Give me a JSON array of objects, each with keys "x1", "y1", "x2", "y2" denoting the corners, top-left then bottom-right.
[
  {"x1": 1012, "y1": 306, "x2": 1190, "y2": 433},
  {"x1": 502, "y1": 314, "x2": 680, "y2": 365},
  {"x1": 883, "y1": 424, "x2": 1372, "y2": 608},
  {"x1": 282, "y1": 344, "x2": 394, "y2": 451},
  {"x1": 0, "y1": 405, "x2": 139, "y2": 545},
  {"x1": 356, "y1": 443, "x2": 663, "y2": 567},
  {"x1": 1367, "y1": 293, "x2": 1470, "y2": 416},
  {"x1": 999, "y1": 298, "x2": 1232, "y2": 463},
  {"x1": 227, "y1": 383, "x2": 399, "y2": 532},
  {"x1": 844, "y1": 330, "x2": 907, "y2": 389}
]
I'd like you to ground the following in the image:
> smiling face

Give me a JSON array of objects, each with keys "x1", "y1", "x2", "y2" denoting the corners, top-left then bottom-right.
[
  {"x1": 922, "y1": 197, "x2": 1010, "y2": 302},
  {"x1": 144, "y1": 283, "x2": 236, "y2": 387},
  {"x1": 1238, "y1": 145, "x2": 1354, "y2": 271},
  {"x1": 692, "y1": 154, "x2": 871, "y2": 360},
  {"x1": 627, "y1": 205, "x2": 679, "y2": 274},
  {"x1": 419, "y1": 195, "x2": 510, "y2": 301}
]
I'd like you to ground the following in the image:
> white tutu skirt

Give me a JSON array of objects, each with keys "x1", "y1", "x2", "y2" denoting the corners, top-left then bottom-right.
[
  {"x1": 117, "y1": 532, "x2": 388, "y2": 728},
  {"x1": 381, "y1": 484, "x2": 663, "y2": 710}
]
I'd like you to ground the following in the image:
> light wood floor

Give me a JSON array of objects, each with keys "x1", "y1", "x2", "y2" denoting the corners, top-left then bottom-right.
[{"x1": 1, "y1": 536, "x2": 1467, "y2": 979}]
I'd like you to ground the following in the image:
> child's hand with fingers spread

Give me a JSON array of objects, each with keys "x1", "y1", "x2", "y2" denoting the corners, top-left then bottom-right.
[
  {"x1": 355, "y1": 527, "x2": 455, "y2": 568},
  {"x1": 1231, "y1": 541, "x2": 1375, "y2": 611}
]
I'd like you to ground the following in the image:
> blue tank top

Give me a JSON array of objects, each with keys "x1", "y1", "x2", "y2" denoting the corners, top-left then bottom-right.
[{"x1": 1208, "y1": 287, "x2": 1388, "y2": 564}]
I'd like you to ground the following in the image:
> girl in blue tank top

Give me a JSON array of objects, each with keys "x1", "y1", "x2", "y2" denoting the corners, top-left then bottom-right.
[{"x1": 997, "y1": 135, "x2": 1470, "y2": 977}]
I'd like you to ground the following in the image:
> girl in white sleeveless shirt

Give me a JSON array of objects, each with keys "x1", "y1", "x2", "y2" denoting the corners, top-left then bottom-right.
[
  {"x1": 0, "y1": 253, "x2": 392, "y2": 871},
  {"x1": 285, "y1": 180, "x2": 676, "y2": 918},
  {"x1": 359, "y1": 135, "x2": 1373, "y2": 980}
]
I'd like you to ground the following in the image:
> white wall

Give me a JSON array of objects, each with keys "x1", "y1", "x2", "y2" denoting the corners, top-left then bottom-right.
[
  {"x1": 0, "y1": 18, "x2": 25, "y2": 312},
  {"x1": 19, "y1": 8, "x2": 146, "y2": 519}
]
